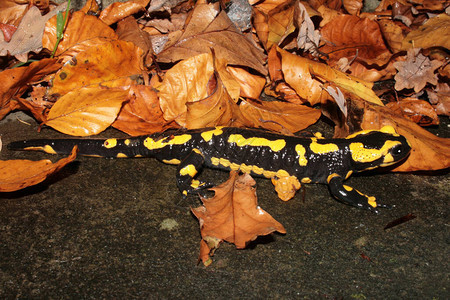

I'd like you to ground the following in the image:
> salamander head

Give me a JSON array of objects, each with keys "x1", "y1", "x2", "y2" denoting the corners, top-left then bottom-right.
[{"x1": 346, "y1": 126, "x2": 411, "y2": 171}]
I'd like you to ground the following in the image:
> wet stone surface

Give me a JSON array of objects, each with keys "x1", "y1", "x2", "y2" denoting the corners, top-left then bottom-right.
[{"x1": 0, "y1": 117, "x2": 448, "y2": 298}]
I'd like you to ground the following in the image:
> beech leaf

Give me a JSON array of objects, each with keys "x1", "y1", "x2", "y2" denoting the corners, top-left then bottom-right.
[
  {"x1": 402, "y1": 13, "x2": 450, "y2": 50},
  {"x1": 45, "y1": 87, "x2": 130, "y2": 136},
  {"x1": 192, "y1": 171, "x2": 286, "y2": 265},
  {"x1": 0, "y1": 146, "x2": 77, "y2": 192}
]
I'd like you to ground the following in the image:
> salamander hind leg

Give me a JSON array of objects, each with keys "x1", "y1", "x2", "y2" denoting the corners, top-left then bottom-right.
[
  {"x1": 327, "y1": 174, "x2": 390, "y2": 213},
  {"x1": 176, "y1": 149, "x2": 214, "y2": 197}
]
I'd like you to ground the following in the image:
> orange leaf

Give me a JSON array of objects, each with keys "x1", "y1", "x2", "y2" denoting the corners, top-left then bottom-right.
[
  {"x1": 237, "y1": 98, "x2": 321, "y2": 134},
  {"x1": 99, "y1": 0, "x2": 150, "y2": 26},
  {"x1": 192, "y1": 172, "x2": 286, "y2": 265},
  {"x1": 113, "y1": 85, "x2": 178, "y2": 136},
  {"x1": 0, "y1": 58, "x2": 61, "y2": 120},
  {"x1": 385, "y1": 98, "x2": 439, "y2": 126},
  {"x1": 226, "y1": 66, "x2": 266, "y2": 99},
  {"x1": 43, "y1": 10, "x2": 117, "y2": 60},
  {"x1": 45, "y1": 87, "x2": 130, "y2": 136},
  {"x1": 0, "y1": 146, "x2": 77, "y2": 192},
  {"x1": 320, "y1": 15, "x2": 391, "y2": 66},
  {"x1": 49, "y1": 40, "x2": 143, "y2": 96},
  {"x1": 157, "y1": 2, "x2": 267, "y2": 75}
]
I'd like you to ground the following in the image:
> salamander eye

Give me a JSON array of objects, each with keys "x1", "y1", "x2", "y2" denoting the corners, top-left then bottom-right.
[{"x1": 389, "y1": 144, "x2": 405, "y2": 159}]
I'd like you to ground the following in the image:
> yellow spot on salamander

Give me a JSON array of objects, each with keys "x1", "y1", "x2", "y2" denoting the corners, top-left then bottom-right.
[
  {"x1": 252, "y1": 165, "x2": 264, "y2": 175},
  {"x1": 346, "y1": 126, "x2": 399, "y2": 139},
  {"x1": 310, "y1": 138, "x2": 339, "y2": 154},
  {"x1": 211, "y1": 157, "x2": 220, "y2": 166},
  {"x1": 367, "y1": 196, "x2": 377, "y2": 208},
  {"x1": 295, "y1": 144, "x2": 308, "y2": 166},
  {"x1": 345, "y1": 170, "x2": 353, "y2": 179},
  {"x1": 349, "y1": 140, "x2": 402, "y2": 164},
  {"x1": 343, "y1": 185, "x2": 353, "y2": 191},
  {"x1": 124, "y1": 139, "x2": 131, "y2": 146},
  {"x1": 24, "y1": 145, "x2": 58, "y2": 154},
  {"x1": 228, "y1": 134, "x2": 286, "y2": 152},
  {"x1": 201, "y1": 127, "x2": 224, "y2": 142},
  {"x1": 193, "y1": 148, "x2": 202, "y2": 155},
  {"x1": 163, "y1": 158, "x2": 181, "y2": 165},
  {"x1": 103, "y1": 139, "x2": 117, "y2": 148},
  {"x1": 116, "y1": 153, "x2": 128, "y2": 158},
  {"x1": 191, "y1": 179, "x2": 201, "y2": 189},
  {"x1": 301, "y1": 177, "x2": 311, "y2": 183},
  {"x1": 179, "y1": 164, "x2": 197, "y2": 177},
  {"x1": 144, "y1": 134, "x2": 192, "y2": 150},
  {"x1": 327, "y1": 173, "x2": 340, "y2": 183}
]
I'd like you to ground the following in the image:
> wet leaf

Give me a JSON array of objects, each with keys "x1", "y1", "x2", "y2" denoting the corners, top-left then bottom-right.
[
  {"x1": 45, "y1": 87, "x2": 130, "y2": 136},
  {"x1": 157, "y1": 3, "x2": 267, "y2": 75},
  {"x1": 0, "y1": 146, "x2": 77, "y2": 192},
  {"x1": 99, "y1": 0, "x2": 150, "y2": 26},
  {"x1": 192, "y1": 171, "x2": 286, "y2": 265}
]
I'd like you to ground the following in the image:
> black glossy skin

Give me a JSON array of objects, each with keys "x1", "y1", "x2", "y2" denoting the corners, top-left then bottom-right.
[{"x1": 8, "y1": 127, "x2": 411, "y2": 213}]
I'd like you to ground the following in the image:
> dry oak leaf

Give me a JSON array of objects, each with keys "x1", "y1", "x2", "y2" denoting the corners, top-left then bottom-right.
[
  {"x1": 49, "y1": 40, "x2": 143, "y2": 97},
  {"x1": 320, "y1": 15, "x2": 391, "y2": 66},
  {"x1": 0, "y1": 0, "x2": 28, "y2": 26},
  {"x1": 99, "y1": 0, "x2": 150, "y2": 26},
  {"x1": 43, "y1": 9, "x2": 117, "y2": 60},
  {"x1": 277, "y1": 47, "x2": 384, "y2": 106},
  {"x1": 402, "y1": 13, "x2": 450, "y2": 50},
  {"x1": 393, "y1": 49, "x2": 442, "y2": 93},
  {"x1": 157, "y1": 2, "x2": 267, "y2": 75},
  {"x1": 354, "y1": 99, "x2": 450, "y2": 171},
  {"x1": 0, "y1": 58, "x2": 62, "y2": 120},
  {"x1": 45, "y1": 87, "x2": 130, "y2": 136},
  {"x1": 427, "y1": 83, "x2": 450, "y2": 116},
  {"x1": 192, "y1": 171, "x2": 286, "y2": 265},
  {"x1": 0, "y1": 146, "x2": 77, "y2": 192},
  {"x1": 113, "y1": 84, "x2": 178, "y2": 136},
  {"x1": 0, "y1": 4, "x2": 67, "y2": 62}
]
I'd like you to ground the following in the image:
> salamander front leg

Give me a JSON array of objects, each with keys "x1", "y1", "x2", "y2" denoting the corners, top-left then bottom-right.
[
  {"x1": 176, "y1": 149, "x2": 213, "y2": 197},
  {"x1": 327, "y1": 174, "x2": 389, "y2": 213}
]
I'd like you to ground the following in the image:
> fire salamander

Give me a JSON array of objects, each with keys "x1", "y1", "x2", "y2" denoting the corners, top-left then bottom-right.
[{"x1": 8, "y1": 126, "x2": 411, "y2": 213}]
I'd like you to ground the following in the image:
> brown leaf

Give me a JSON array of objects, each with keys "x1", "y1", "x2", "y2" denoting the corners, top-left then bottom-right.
[
  {"x1": 343, "y1": 0, "x2": 362, "y2": 15},
  {"x1": 0, "y1": 4, "x2": 67, "y2": 62},
  {"x1": 157, "y1": 2, "x2": 267, "y2": 75},
  {"x1": 427, "y1": 83, "x2": 450, "y2": 116},
  {"x1": 45, "y1": 87, "x2": 130, "y2": 136},
  {"x1": 43, "y1": 10, "x2": 118, "y2": 60},
  {"x1": 320, "y1": 15, "x2": 391, "y2": 66},
  {"x1": 0, "y1": 0, "x2": 28, "y2": 26},
  {"x1": 236, "y1": 98, "x2": 321, "y2": 134},
  {"x1": 353, "y1": 99, "x2": 450, "y2": 171},
  {"x1": 116, "y1": 16, "x2": 153, "y2": 67},
  {"x1": 0, "y1": 58, "x2": 62, "y2": 120},
  {"x1": 192, "y1": 171, "x2": 286, "y2": 265},
  {"x1": 99, "y1": 0, "x2": 150, "y2": 26},
  {"x1": 385, "y1": 98, "x2": 439, "y2": 126},
  {"x1": 402, "y1": 13, "x2": 450, "y2": 50},
  {"x1": 226, "y1": 66, "x2": 265, "y2": 99},
  {"x1": 0, "y1": 146, "x2": 77, "y2": 192},
  {"x1": 113, "y1": 85, "x2": 178, "y2": 135},
  {"x1": 0, "y1": 23, "x2": 17, "y2": 42},
  {"x1": 49, "y1": 40, "x2": 143, "y2": 96},
  {"x1": 393, "y1": 49, "x2": 442, "y2": 93}
]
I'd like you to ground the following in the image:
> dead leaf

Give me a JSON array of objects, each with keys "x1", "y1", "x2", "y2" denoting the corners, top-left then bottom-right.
[
  {"x1": 192, "y1": 171, "x2": 286, "y2": 265},
  {"x1": 113, "y1": 85, "x2": 178, "y2": 135},
  {"x1": 385, "y1": 98, "x2": 439, "y2": 126},
  {"x1": 43, "y1": 9, "x2": 118, "y2": 60},
  {"x1": 99, "y1": 0, "x2": 150, "y2": 26},
  {"x1": 393, "y1": 48, "x2": 442, "y2": 93},
  {"x1": 0, "y1": 23, "x2": 17, "y2": 42},
  {"x1": 320, "y1": 15, "x2": 392, "y2": 66},
  {"x1": 0, "y1": 0, "x2": 28, "y2": 26},
  {"x1": 157, "y1": 2, "x2": 267, "y2": 75},
  {"x1": 49, "y1": 40, "x2": 143, "y2": 96},
  {"x1": 0, "y1": 58, "x2": 61, "y2": 120},
  {"x1": 45, "y1": 87, "x2": 130, "y2": 136},
  {"x1": 0, "y1": 146, "x2": 77, "y2": 192},
  {"x1": 427, "y1": 83, "x2": 450, "y2": 116},
  {"x1": 226, "y1": 66, "x2": 265, "y2": 99},
  {"x1": 402, "y1": 13, "x2": 450, "y2": 50},
  {"x1": 0, "y1": 4, "x2": 67, "y2": 62},
  {"x1": 343, "y1": 0, "x2": 362, "y2": 15}
]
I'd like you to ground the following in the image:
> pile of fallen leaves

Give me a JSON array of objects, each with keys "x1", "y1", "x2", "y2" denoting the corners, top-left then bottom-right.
[{"x1": 0, "y1": 0, "x2": 449, "y2": 265}]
